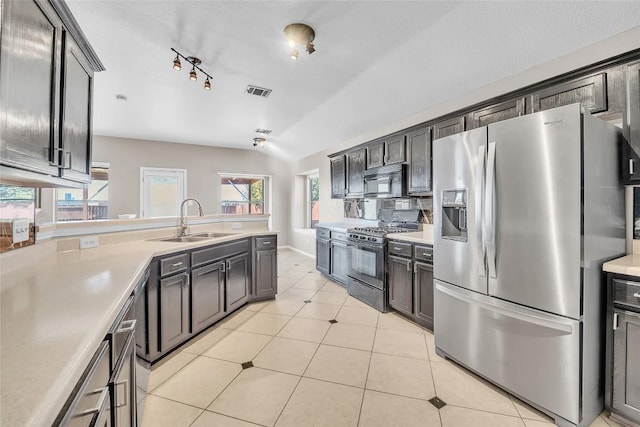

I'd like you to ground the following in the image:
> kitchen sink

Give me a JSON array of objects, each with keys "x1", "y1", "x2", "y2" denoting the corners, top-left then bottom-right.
[
  {"x1": 188, "y1": 232, "x2": 236, "y2": 238},
  {"x1": 153, "y1": 236, "x2": 211, "y2": 243}
]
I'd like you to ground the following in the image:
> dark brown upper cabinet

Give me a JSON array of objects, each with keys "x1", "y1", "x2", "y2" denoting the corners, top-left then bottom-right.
[
  {"x1": 624, "y1": 61, "x2": 640, "y2": 183},
  {"x1": 433, "y1": 116, "x2": 466, "y2": 140},
  {"x1": 330, "y1": 155, "x2": 347, "y2": 198},
  {"x1": 529, "y1": 72, "x2": 607, "y2": 114},
  {"x1": 0, "y1": 0, "x2": 102, "y2": 187},
  {"x1": 0, "y1": 0, "x2": 63, "y2": 177},
  {"x1": 59, "y1": 32, "x2": 94, "y2": 183},
  {"x1": 346, "y1": 148, "x2": 366, "y2": 197},
  {"x1": 406, "y1": 126, "x2": 432, "y2": 195},
  {"x1": 471, "y1": 98, "x2": 525, "y2": 129},
  {"x1": 366, "y1": 134, "x2": 405, "y2": 169}
]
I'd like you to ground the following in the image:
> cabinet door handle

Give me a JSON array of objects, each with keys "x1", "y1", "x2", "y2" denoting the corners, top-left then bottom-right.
[
  {"x1": 630, "y1": 158, "x2": 635, "y2": 175},
  {"x1": 77, "y1": 386, "x2": 109, "y2": 416},
  {"x1": 116, "y1": 319, "x2": 137, "y2": 334},
  {"x1": 227, "y1": 260, "x2": 231, "y2": 271},
  {"x1": 263, "y1": 241, "x2": 271, "y2": 245},
  {"x1": 422, "y1": 253, "x2": 432, "y2": 257},
  {"x1": 613, "y1": 312, "x2": 619, "y2": 330},
  {"x1": 171, "y1": 262, "x2": 183, "y2": 268},
  {"x1": 406, "y1": 261, "x2": 412, "y2": 271},
  {"x1": 393, "y1": 247, "x2": 403, "y2": 251},
  {"x1": 634, "y1": 292, "x2": 640, "y2": 298}
]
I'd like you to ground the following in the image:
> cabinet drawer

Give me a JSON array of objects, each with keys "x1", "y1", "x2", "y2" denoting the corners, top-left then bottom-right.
[
  {"x1": 316, "y1": 228, "x2": 330, "y2": 240},
  {"x1": 331, "y1": 231, "x2": 347, "y2": 242},
  {"x1": 192, "y1": 239, "x2": 250, "y2": 267},
  {"x1": 613, "y1": 279, "x2": 640, "y2": 309},
  {"x1": 414, "y1": 245, "x2": 433, "y2": 263},
  {"x1": 160, "y1": 253, "x2": 188, "y2": 277},
  {"x1": 388, "y1": 241, "x2": 412, "y2": 257},
  {"x1": 255, "y1": 236, "x2": 277, "y2": 250}
]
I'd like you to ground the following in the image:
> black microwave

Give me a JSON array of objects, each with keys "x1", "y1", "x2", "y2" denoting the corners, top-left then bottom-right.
[{"x1": 363, "y1": 164, "x2": 405, "y2": 198}]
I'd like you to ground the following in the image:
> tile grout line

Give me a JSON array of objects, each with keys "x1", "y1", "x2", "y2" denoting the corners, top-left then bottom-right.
[
  {"x1": 422, "y1": 332, "x2": 444, "y2": 426},
  {"x1": 356, "y1": 323, "x2": 378, "y2": 426}
]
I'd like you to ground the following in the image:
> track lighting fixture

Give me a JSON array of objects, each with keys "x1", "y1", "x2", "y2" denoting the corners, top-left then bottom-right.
[
  {"x1": 170, "y1": 48, "x2": 213, "y2": 92},
  {"x1": 173, "y1": 55, "x2": 182, "y2": 71},
  {"x1": 253, "y1": 137, "x2": 265, "y2": 148},
  {"x1": 283, "y1": 23, "x2": 316, "y2": 60}
]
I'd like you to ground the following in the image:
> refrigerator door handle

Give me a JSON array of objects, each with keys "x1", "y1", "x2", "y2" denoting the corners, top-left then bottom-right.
[
  {"x1": 476, "y1": 145, "x2": 486, "y2": 277},
  {"x1": 486, "y1": 142, "x2": 497, "y2": 278},
  {"x1": 436, "y1": 282, "x2": 573, "y2": 334}
]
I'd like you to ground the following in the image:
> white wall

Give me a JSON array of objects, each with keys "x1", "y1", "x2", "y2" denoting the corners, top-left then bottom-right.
[{"x1": 41, "y1": 136, "x2": 293, "y2": 245}]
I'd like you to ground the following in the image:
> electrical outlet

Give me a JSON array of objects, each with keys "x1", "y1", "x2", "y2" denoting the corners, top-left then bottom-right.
[
  {"x1": 231, "y1": 223, "x2": 242, "y2": 229},
  {"x1": 79, "y1": 236, "x2": 99, "y2": 249},
  {"x1": 12, "y1": 219, "x2": 29, "y2": 244}
]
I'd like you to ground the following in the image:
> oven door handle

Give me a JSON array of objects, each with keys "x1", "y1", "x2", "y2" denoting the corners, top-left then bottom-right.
[{"x1": 347, "y1": 242, "x2": 384, "y2": 252}]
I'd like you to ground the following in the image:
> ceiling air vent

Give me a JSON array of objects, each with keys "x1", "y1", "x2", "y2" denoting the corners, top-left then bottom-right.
[
  {"x1": 245, "y1": 85, "x2": 272, "y2": 98},
  {"x1": 255, "y1": 128, "x2": 272, "y2": 135}
]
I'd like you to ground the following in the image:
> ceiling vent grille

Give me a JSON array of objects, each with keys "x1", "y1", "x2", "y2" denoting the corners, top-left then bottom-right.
[
  {"x1": 255, "y1": 128, "x2": 272, "y2": 135},
  {"x1": 245, "y1": 85, "x2": 272, "y2": 98}
]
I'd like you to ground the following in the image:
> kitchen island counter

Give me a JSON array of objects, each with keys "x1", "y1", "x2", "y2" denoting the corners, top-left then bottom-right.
[{"x1": 0, "y1": 229, "x2": 277, "y2": 427}]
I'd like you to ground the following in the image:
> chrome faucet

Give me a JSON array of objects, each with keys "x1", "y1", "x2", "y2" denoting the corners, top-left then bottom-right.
[{"x1": 178, "y1": 198, "x2": 204, "y2": 236}]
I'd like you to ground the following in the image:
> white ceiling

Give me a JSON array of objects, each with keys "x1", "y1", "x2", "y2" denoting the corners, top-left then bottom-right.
[{"x1": 66, "y1": 1, "x2": 640, "y2": 161}]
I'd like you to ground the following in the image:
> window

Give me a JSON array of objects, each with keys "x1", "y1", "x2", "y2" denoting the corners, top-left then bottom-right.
[
  {"x1": 308, "y1": 175, "x2": 319, "y2": 228},
  {"x1": 56, "y1": 166, "x2": 109, "y2": 221},
  {"x1": 140, "y1": 168, "x2": 187, "y2": 218},
  {"x1": 220, "y1": 176, "x2": 264, "y2": 215}
]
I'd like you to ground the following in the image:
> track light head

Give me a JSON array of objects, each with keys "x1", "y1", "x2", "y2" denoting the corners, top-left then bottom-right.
[
  {"x1": 173, "y1": 55, "x2": 182, "y2": 70},
  {"x1": 189, "y1": 66, "x2": 197, "y2": 81},
  {"x1": 291, "y1": 50, "x2": 299, "y2": 60},
  {"x1": 204, "y1": 77, "x2": 211, "y2": 91},
  {"x1": 253, "y1": 137, "x2": 265, "y2": 148}
]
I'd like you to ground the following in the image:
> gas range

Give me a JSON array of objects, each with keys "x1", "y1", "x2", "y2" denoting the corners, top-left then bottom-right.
[{"x1": 347, "y1": 226, "x2": 413, "y2": 245}]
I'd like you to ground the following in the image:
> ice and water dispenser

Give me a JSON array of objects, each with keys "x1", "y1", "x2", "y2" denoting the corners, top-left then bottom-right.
[{"x1": 441, "y1": 189, "x2": 468, "y2": 241}]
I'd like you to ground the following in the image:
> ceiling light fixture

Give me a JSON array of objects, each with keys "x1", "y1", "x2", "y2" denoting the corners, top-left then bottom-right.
[
  {"x1": 170, "y1": 48, "x2": 213, "y2": 91},
  {"x1": 283, "y1": 23, "x2": 316, "y2": 60},
  {"x1": 253, "y1": 137, "x2": 266, "y2": 148}
]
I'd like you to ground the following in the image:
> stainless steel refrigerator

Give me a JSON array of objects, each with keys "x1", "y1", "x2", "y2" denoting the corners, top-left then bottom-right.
[{"x1": 433, "y1": 103, "x2": 625, "y2": 427}]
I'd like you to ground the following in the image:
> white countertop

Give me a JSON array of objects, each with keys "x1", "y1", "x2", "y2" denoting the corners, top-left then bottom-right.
[
  {"x1": 386, "y1": 226, "x2": 434, "y2": 245},
  {"x1": 603, "y1": 253, "x2": 640, "y2": 277},
  {"x1": 0, "y1": 230, "x2": 276, "y2": 427}
]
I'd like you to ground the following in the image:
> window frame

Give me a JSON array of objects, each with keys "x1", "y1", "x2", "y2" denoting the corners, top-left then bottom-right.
[
  {"x1": 218, "y1": 173, "x2": 271, "y2": 219},
  {"x1": 55, "y1": 163, "x2": 110, "y2": 222},
  {"x1": 140, "y1": 167, "x2": 187, "y2": 218},
  {"x1": 307, "y1": 173, "x2": 319, "y2": 228}
]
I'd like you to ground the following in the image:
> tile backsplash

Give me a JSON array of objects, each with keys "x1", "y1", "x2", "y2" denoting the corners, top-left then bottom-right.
[{"x1": 344, "y1": 198, "x2": 433, "y2": 223}]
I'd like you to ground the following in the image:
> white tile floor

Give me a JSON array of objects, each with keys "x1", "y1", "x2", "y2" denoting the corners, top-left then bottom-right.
[{"x1": 141, "y1": 249, "x2": 622, "y2": 427}]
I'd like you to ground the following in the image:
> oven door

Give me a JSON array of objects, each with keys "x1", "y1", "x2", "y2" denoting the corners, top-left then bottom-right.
[{"x1": 347, "y1": 241, "x2": 385, "y2": 289}]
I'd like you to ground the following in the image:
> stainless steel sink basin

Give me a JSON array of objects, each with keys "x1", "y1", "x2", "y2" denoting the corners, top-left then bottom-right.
[
  {"x1": 188, "y1": 232, "x2": 235, "y2": 238},
  {"x1": 153, "y1": 236, "x2": 211, "y2": 243}
]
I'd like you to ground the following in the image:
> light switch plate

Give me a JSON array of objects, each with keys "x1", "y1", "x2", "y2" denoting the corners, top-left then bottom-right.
[
  {"x1": 12, "y1": 219, "x2": 29, "y2": 244},
  {"x1": 79, "y1": 236, "x2": 99, "y2": 249},
  {"x1": 231, "y1": 223, "x2": 242, "y2": 229}
]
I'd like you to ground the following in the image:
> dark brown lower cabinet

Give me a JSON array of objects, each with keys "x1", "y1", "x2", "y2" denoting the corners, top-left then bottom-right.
[
  {"x1": 316, "y1": 237, "x2": 330, "y2": 275},
  {"x1": 159, "y1": 272, "x2": 190, "y2": 351},
  {"x1": 388, "y1": 255, "x2": 413, "y2": 316},
  {"x1": 191, "y1": 262, "x2": 226, "y2": 334},
  {"x1": 414, "y1": 261, "x2": 434, "y2": 329},
  {"x1": 226, "y1": 252, "x2": 250, "y2": 312},
  {"x1": 330, "y1": 240, "x2": 349, "y2": 285},
  {"x1": 254, "y1": 249, "x2": 277, "y2": 298}
]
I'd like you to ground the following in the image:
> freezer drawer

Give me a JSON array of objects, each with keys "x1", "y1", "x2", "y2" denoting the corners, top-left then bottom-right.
[{"x1": 434, "y1": 281, "x2": 582, "y2": 425}]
